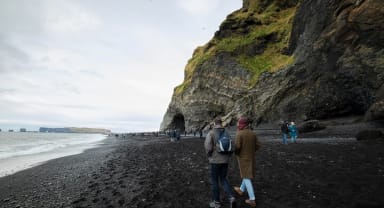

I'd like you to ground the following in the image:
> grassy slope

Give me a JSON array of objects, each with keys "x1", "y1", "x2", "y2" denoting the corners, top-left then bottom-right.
[{"x1": 175, "y1": 1, "x2": 297, "y2": 94}]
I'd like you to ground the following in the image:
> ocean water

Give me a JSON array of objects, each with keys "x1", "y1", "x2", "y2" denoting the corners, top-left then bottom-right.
[{"x1": 0, "y1": 132, "x2": 107, "y2": 177}]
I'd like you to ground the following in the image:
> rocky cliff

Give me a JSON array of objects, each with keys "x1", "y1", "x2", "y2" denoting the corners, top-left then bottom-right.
[{"x1": 161, "y1": 0, "x2": 384, "y2": 132}]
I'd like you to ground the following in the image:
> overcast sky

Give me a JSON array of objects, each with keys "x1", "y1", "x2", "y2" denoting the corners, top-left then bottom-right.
[{"x1": 0, "y1": 0, "x2": 242, "y2": 132}]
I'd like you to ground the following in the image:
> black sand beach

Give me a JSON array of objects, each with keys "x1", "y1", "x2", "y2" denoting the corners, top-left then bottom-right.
[{"x1": 1, "y1": 125, "x2": 384, "y2": 208}]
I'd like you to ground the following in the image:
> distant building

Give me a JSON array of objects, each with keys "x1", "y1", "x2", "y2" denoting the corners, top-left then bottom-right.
[
  {"x1": 9, "y1": 129, "x2": 14, "y2": 132},
  {"x1": 0, "y1": 129, "x2": 2, "y2": 132},
  {"x1": 20, "y1": 128, "x2": 27, "y2": 132}
]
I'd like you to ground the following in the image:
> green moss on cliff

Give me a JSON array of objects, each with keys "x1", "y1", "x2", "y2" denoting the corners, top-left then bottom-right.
[
  {"x1": 175, "y1": 79, "x2": 190, "y2": 95},
  {"x1": 239, "y1": 49, "x2": 295, "y2": 85},
  {"x1": 176, "y1": 1, "x2": 297, "y2": 94},
  {"x1": 237, "y1": 5, "x2": 296, "y2": 86},
  {"x1": 174, "y1": 46, "x2": 211, "y2": 95}
]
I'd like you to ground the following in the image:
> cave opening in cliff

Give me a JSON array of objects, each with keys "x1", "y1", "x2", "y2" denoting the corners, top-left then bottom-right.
[{"x1": 170, "y1": 113, "x2": 185, "y2": 132}]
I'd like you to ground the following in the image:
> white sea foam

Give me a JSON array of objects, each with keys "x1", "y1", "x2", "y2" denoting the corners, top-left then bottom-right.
[{"x1": 0, "y1": 132, "x2": 107, "y2": 177}]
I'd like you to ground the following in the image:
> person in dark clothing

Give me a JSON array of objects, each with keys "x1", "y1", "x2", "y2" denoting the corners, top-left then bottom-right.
[
  {"x1": 204, "y1": 118, "x2": 235, "y2": 208},
  {"x1": 281, "y1": 121, "x2": 289, "y2": 145},
  {"x1": 176, "y1": 129, "x2": 181, "y2": 141}
]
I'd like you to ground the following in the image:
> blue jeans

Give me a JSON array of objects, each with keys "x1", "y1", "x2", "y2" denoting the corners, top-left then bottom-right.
[
  {"x1": 239, "y1": 178, "x2": 256, "y2": 200},
  {"x1": 210, "y1": 163, "x2": 233, "y2": 202},
  {"x1": 282, "y1": 133, "x2": 288, "y2": 144}
]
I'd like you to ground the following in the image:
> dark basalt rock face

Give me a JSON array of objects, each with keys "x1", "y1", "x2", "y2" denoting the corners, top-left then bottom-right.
[
  {"x1": 282, "y1": 0, "x2": 384, "y2": 121},
  {"x1": 297, "y1": 120, "x2": 326, "y2": 133},
  {"x1": 364, "y1": 84, "x2": 384, "y2": 122},
  {"x1": 356, "y1": 129, "x2": 384, "y2": 141},
  {"x1": 161, "y1": 0, "x2": 384, "y2": 132}
]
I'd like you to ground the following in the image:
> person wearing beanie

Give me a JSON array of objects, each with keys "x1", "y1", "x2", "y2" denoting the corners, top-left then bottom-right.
[
  {"x1": 237, "y1": 117, "x2": 248, "y2": 130},
  {"x1": 288, "y1": 121, "x2": 298, "y2": 143},
  {"x1": 233, "y1": 117, "x2": 260, "y2": 207},
  {"x1": 204, "y1": 118, "x2": 235, "y2": 208}
]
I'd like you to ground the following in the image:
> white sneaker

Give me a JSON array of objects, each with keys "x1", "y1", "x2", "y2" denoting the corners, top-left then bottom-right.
[{"x1": 209, "y1": 201, "x2": 221, "y2": 208}]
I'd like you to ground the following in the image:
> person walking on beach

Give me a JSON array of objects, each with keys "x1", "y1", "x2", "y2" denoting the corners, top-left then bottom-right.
[
  {"x1": 204, "y1": 118, "x2": 235, "y2": 208},
  {"x1": 233, "y1": 117, "x2": 260, "y2": 207},
  {"x1": 176, "y1": 129, "x2": 181, "y2": 141},
  {"x1": 281, "y1": 120, "x2": 289, "y2": 145},
  {"x1": 288, "y1": 121, "x2": 298, "y2": 143}
]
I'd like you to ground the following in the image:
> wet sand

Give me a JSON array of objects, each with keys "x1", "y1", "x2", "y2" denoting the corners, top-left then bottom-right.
[{"x1": 0, "y1": 129, "x2": 383, "y2": 208}]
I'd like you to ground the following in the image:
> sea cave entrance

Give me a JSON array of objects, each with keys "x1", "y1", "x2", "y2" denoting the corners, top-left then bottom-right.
[{"x1": 170, "y1": 113, "x2": 185, "y2": 132}]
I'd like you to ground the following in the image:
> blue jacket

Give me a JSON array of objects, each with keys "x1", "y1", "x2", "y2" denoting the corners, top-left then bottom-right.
[{"x1": 288, "y1": 125, "x2": 297, "y2": 137}]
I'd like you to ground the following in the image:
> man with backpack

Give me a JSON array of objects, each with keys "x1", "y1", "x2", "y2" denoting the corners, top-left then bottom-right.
[{"x1": 204, "y1": 118, "x2": 235, "y2": 208}]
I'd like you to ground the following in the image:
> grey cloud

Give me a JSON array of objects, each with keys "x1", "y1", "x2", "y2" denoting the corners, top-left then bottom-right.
[
  {"x1": 0, "y1": 35, "x2": 31, "y2": 73},
  {"x1": 0, "y1": 88, "x2": 17, "y2": 94},
  {"x1": 29, "y1": 102, "x2": 99, "y2": 110},
  {"x1": 0, "y1": 0, "x2": 47, "y2": 73},
  {"x1": 0, "y1": 36, "x2": 30, "y2": 64},
  {"x1": 54, "y1": 81, "x2": 81, "y2": 95},
  {"x1": 0, "y1": 0, "x2": 46, "y2": 34},
  {"x1": 0, "y1": 98, "x2": 97, "y2": 111},
  {"x1": 79, "y1": 70, "x2": 103, "y2": 79},
  {"x1": 52, "y1": 103, "x2": 99, "y2": 110}
]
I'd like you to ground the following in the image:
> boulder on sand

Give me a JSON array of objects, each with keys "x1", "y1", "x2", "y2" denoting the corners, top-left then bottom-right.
[
  {"x1": 298, "y1": 120, "x2": 326, "y2": 133},
  {"x1": 356, "y1": 129, "x2": 384, "y2": 141}
]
